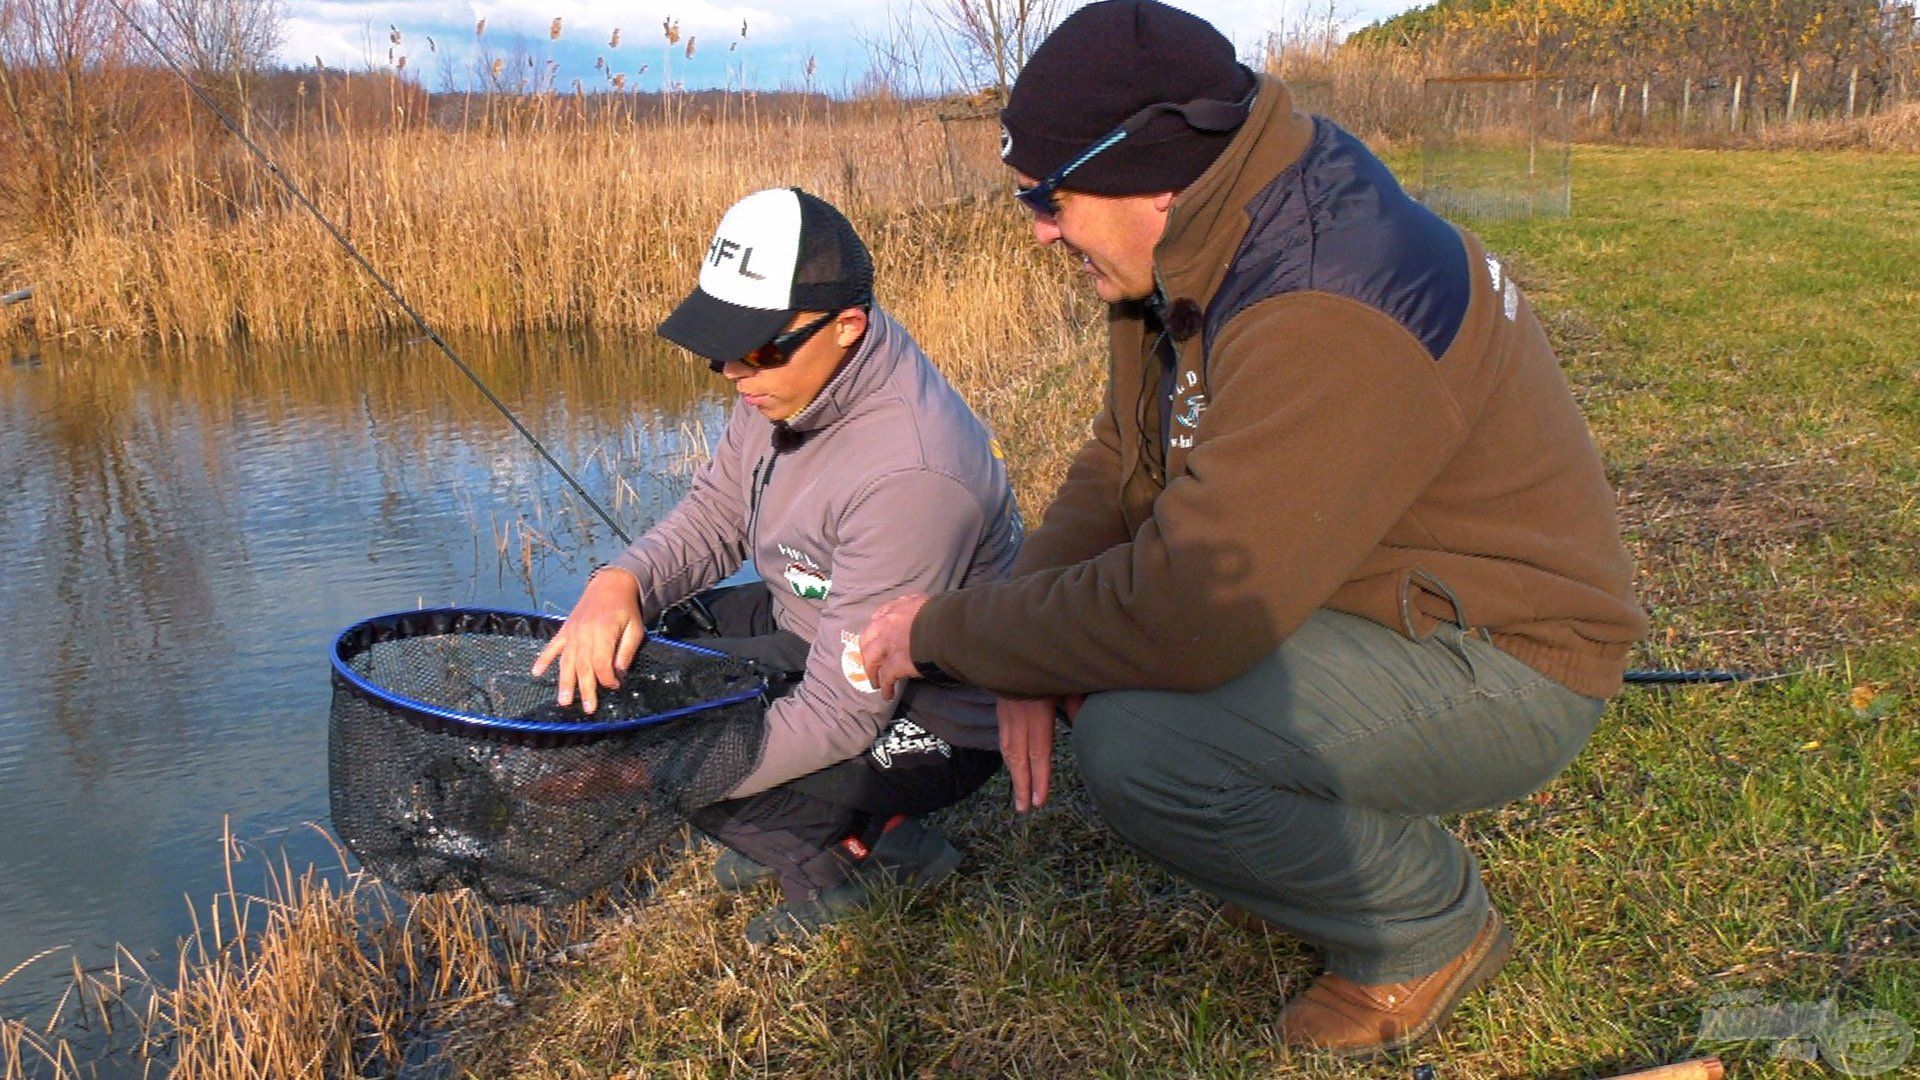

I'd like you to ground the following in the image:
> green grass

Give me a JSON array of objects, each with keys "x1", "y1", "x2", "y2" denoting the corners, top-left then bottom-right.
[{"x1": 448, "y1": 147, "x2": 1920, "y2": 1078}]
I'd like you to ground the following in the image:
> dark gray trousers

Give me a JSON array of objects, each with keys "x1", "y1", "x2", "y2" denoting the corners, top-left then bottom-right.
[
  {"x1": 1072, "y1": 608, "x2": 1602, "y2": 984},
  {"x1": 669, "y1": 585, "x2": 1000, "y2": 901}
]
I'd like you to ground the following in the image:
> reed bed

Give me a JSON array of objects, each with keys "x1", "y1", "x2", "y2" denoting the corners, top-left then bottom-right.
[{"x1": 2, "y1": 106, "x2": 1043, "y2": 342}]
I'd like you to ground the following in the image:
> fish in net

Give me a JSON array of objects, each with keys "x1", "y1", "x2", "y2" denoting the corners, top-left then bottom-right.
[{"x1": 329, "y1": 608, "x2": 768, "y2": 906}]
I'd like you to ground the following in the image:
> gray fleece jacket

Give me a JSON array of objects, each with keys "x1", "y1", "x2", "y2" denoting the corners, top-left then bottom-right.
[{"x1": 608, "y1": 307, "x2": 1021, "y2": 797}]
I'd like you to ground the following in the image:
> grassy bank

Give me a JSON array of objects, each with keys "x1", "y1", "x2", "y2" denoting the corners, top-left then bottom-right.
[{"x1": 4, "y1": 144, "x2": 1917, "y2": 1077}]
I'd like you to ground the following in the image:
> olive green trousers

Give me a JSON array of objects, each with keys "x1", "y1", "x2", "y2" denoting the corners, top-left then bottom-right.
[{"x1": 1072, "y1": 608, "x2": 1603, "y2": 983}]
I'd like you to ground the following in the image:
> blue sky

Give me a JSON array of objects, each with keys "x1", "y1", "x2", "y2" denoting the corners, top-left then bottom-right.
[{"x1": 277, "y1": 1, "x2": 1422, "y2": 94}]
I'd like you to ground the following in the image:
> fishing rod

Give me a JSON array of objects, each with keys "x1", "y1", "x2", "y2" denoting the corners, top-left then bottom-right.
[
  {"x1": 104, "y1": 0, "x2": 633, "y2": 547},
  {"x1": 1625, "y1": 668, "x2": 1772, "y2": 685}
]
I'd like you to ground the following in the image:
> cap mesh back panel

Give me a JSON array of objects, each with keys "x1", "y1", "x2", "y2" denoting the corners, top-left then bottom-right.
[
  {"x1": 788, "y1": 190, "x2": 873, "y2": 311},
  {"x1": 329, "y1": 609, "x2": 766, "y2": 906}
]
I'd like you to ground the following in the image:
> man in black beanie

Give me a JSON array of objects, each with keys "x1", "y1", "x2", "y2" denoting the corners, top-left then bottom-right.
[{"x1": 860, "y1": 0, "x2": 1645, "y2": 1059}]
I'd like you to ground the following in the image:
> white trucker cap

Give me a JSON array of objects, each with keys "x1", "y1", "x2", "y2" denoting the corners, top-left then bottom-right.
[{"x1": 657, "y1": 187, "x2": 874, "y2": 363}]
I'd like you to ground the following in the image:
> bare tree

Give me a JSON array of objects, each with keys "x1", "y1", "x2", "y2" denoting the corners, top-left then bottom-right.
[
  {"x1": 855, "y1": 0, "x2": 941, "y2": 100},
  {"x1": 930, "y1": 0, "x2": 1076, "y2": 99},
  {"x1": 147, "y1": 0, "x2": 281, "y2": 127},
  {"x1": 150, "y1": 0, "x2": 280, "y2": 75}
]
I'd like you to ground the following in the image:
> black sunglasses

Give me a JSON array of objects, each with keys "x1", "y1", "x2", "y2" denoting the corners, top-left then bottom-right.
[
  {"x1": 708, "y1": 310, "x2": 839, "y2": 374},
  {"x1": 1014, "y1": 83, "x2": 1257, "y2": 217}
]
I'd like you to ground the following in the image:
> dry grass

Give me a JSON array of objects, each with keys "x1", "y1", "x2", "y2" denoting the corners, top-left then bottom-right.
[
  {"x1": 1755, "y1": 101, "x2": 1920, "y2": 151},
  {"x1": 1263, "y1": 46, "x2": 1920, "y2": 152},
  {"x1": 1, "y1": 106, "x2": 1040, "y2": 341}
]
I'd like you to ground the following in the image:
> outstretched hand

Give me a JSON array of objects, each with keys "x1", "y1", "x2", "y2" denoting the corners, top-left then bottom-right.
[
  {"x1": 858, "y1": 592, "x2": 930, "y2": 699},
  {"x1": 531, "y1": 567, "x2": 647, "y2": 714}
]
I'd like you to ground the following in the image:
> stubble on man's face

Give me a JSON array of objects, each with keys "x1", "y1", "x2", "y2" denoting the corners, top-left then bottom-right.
[{"x1": 1018, "y1": 180, "x2": 1170, "y2": 303}]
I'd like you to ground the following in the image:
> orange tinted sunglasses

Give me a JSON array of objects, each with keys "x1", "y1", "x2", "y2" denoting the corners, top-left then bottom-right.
[{"x1": 709, "y1": 311, "x2": 839, "y2": 374}]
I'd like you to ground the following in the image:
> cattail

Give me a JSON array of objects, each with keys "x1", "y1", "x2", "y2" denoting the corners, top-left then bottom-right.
[
  {"x1": 728, "y1": 41, "x2": 736, "y2": 51},
  {"x1": 638, "y1": 63, "x2": 648, "y2": 75},
  {"x1": 594, "y1": 56, "x2": 604, "y2": 70},
  {"x1": 426, "y1": 36, "x2": 436, "y2": 53},
  {"x1": 611, "y1": 73, "x2": 626, "y2": 90},
  {"x1": 609, "y1": 28, "x2": 620, "y2": 48},
  {"x1": 549, "y1": 17, "x2": 562, "y2": 40},
  {"x1": 663, "y1": 17, "x2": 679, "y2": 45},
  {"x1": 474, "y1": 18, "x2": 485, "y2": 35},
  {"x1": 396, "y1": 54, "x2": 407, "y2": 70},
  {"x1": 806, "y1": 54, "x2": 817, "y2": 81},
  {"x1": 389, "y1": 25, "x2": 401, "y2": 46},
  {"x1": 685, "y1": 36, "x2": 695, "y2": 59},
  {"x1": 490, "y1": 57, "x2": 504, "y2": 78},
  {"x1": 741, "y1": 18, "x2": 748, "y2": 37}
]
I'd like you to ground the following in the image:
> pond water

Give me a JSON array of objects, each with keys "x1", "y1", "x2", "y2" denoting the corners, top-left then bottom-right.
[{"x1": 0, "y1": 332, "x2": 728, "y2": 1045}]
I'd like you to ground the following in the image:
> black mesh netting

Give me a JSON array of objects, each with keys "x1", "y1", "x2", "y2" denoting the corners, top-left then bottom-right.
[{"x1": 329, "y1": 608, "x2": 767, "y2": 906}]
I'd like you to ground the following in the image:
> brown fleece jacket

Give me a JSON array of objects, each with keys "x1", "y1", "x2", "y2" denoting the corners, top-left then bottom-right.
[{"x1": 911, "y1": 76, "x2": 1646, "y2": 701}]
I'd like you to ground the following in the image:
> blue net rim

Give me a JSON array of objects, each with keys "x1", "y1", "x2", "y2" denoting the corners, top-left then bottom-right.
[{"x1": 331, "y1": 606, "x2": 765, "y2": 736}]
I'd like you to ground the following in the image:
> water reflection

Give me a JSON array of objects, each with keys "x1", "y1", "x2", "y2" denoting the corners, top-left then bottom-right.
[{"x1": 0, "y1": 331, "x2": 725, "y2": 1034}]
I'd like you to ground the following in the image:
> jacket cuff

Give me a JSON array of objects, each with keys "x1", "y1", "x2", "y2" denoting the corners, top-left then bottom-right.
[{"x1": 913, "y1": 659, "x2": 962, "y2": 688}]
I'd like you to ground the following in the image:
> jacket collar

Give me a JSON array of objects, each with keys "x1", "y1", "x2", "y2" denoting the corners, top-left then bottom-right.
[
  {"x1": 778, "y1": 305, "x2": 905, "y2": 436},
  {"x1": 1151, "y1": 75, "x2": 1315, "y2": 310}
]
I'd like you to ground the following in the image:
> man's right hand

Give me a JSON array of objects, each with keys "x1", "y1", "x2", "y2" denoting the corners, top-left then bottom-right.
[
  {"x1": 531, "y1": 567, "x2": 646, "y2": 714},
  {"x1": 997, "y1": 694, "x2": 1082, "y2": 813}
]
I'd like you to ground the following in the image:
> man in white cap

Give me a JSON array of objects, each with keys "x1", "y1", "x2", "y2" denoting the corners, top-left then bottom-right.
[
  {"x1": 536, "y1": 187, "x2": 1021, "y2": 944},
  {"x1": 858, "y1": 0, "x2": 1645, "y2": 1060}
]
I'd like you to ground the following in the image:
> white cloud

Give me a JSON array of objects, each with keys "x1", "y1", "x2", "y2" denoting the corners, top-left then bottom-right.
[{"x1": 279, "y1": 0, "x2": 1419, "y2": 82}]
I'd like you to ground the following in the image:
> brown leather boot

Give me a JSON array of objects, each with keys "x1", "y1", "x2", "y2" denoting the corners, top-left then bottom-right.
[{"x1": 1278, "y1": 909, "x2": 1512, "y2": 1060}]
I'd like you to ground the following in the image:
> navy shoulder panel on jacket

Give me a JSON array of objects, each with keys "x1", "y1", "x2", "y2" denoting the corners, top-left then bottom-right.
[{"x1": 1205, "y1": 116, "x2": 1471, "y2": 363}]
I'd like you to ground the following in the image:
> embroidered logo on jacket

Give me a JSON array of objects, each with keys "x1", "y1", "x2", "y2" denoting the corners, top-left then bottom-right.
[
  {"x1": 1485, "y1": 254, "x2": 1520, "y2": 321},
  {"x1": 1170, "y1": 369, "x2": 1207, "y2": 450},
  {"x1": 779, "y1": 543, "x2": 831, "y2": 600},
  {"x1": 841, "y1": 630, "x2": 877, "y2": 694}
]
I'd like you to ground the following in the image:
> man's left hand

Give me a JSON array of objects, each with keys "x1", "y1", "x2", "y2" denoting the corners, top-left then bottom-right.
[{"x1": 859, "y1": 592, "x2": 929, "y2": 699}]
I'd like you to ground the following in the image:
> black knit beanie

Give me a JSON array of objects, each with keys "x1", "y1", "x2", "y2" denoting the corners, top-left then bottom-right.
[{"x1": 1001, "y1": 0, "x2": 1256, "y2": 194}]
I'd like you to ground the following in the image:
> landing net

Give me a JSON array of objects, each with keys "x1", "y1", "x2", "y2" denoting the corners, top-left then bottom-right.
[{"x1": 329, "y1": 608, "x2": 766, "y2": 906}]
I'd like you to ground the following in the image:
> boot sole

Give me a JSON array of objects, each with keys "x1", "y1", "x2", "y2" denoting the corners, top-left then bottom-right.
[
  {"x1": 712, "y1": 855, "x2": 777, "y2": 893},
  {"x1": 1326, "y1": 912, "x2": 1514, "y2": 1062},
  {"x1": 744, "y1": 842, "x2": 963, "y2": 946},
  {"x1": 899, "y1": 838, "x2": 964, "y2": 890}
]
